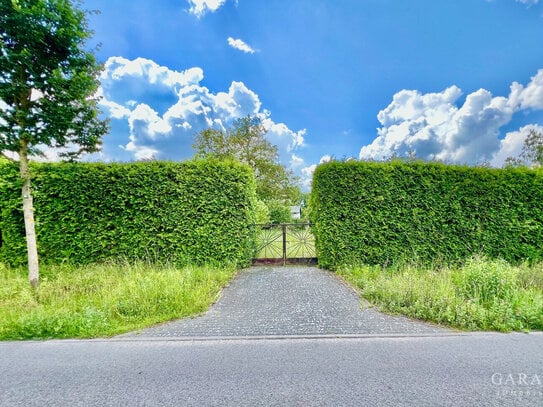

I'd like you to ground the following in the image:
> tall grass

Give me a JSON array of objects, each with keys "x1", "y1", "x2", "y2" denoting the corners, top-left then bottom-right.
[
  {"x1": 337, "y1": 257, "x2": 543, "y2": 332},
  {"x1": 0, "y1": 261, "x2": 237, "y2": 340}
]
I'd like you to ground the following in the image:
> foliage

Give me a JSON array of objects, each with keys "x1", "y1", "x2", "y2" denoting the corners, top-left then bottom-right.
[
  {"x1": 521, "y1": 129, "x2": 543, "y2": 167},
  {"x1": 310, "y1": 160, "x2": 543, "y2": 269},
  {"x1": 299, "y1": 192, "x2": 312, "y2": 221},
  {"x1": 254, "y1": 199, "x2": 270, "y2": 224},
  {"x1": 0, "y1": 0, "x2": 108, "y2": 159},
  {"x1": 1, "y1": 0, "x2": 109, "y2": 287},
  {"x1": 266, "y1": 199, "x2": 292, "y2": 224},
  {"x1": 0, "y1": 159, "x2": 258, "y2": 267},
  {"x1": 505, "y1": 129, "x2": 543, "y2": 168},
  {"x1": 193, "y1": 116, "x2": 301, "y2": 203},
  {"x1": 337, "y1": 257, "x2": 543, "y2": 332},
  {"x1": 0, "y1": 261, "x2": 237, "y2": 340}
]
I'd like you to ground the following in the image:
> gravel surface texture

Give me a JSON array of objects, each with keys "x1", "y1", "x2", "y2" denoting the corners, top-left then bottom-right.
[{"x1": 124, "y1": 266, "x2": 451, "y2": 338}]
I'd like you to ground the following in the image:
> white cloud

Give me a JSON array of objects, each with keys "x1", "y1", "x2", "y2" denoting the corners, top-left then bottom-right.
[
  {"x1": 2, "y1": 143, "x2": 110, "y2": 163},
  {"x1": 102, "y1": 56, "x2": 203, "y2": 88},
  {"x1": 262, "y1": 118, "x2": 306, "y2": 153},
  {"x1": 187, "y1": 0, "x2": 226, "y2": 17},
  {"x1": 95, "y1": 87, "x2": 131, "y2": 119},
  {"x1": 0, "y1": 99, "x2": 10, "y2": 128},
  {"x1": 299, "y1": 155, "x2": 334, "y2": 190},
  {"x1": 124, "y1": 144, "x2": 159, "y2": 161},
  {"x1": 300, "y1": 164, "x2": 317, "y2": 190},
  {"x1": 359, "y1": 68, "x2": 543, "y2": 166},
  {"x1": 301, "y1": 164, "x2": 317, "y2": 178},
  {"x1": 509, "y1": 69, "x2": 543, "y2": 110},
  {"x1": 30, "y1": 89, "x2": 43, "y2": 102},
  {"x1": 515, "y1": 0, "x2": 539, "y2": 5},
  {"x1": 212, "y1": 81, "x2": 262, "y2": 118},
  {"x1": 227, "y1": 37, "x2": 256, "y2": 54},
  {"x1": 97, "y1": 56, "x2": 306, "y2": 166},
  {"x1": 290, "y1": 154, "x2": 304, "y2": 168},
  {"x1": 491, "y1": 124, "x2": 543, "y2": 166},
  {"x1": 319, "y1": 155, "x2": 332, "y2": 164}
]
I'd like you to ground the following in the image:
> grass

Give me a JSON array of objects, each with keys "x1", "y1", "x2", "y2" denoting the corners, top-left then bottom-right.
[
  {"x1": 0, "y1": 260, "x2": 237, "y2": 340},
  {"x1": 337, "y1": 257, "x2": 543, "y2": 332}
]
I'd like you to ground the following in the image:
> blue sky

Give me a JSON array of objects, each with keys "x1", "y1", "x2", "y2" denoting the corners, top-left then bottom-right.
[{"x1": 81, "y1": 0, "x2": 543, "y2": 188}]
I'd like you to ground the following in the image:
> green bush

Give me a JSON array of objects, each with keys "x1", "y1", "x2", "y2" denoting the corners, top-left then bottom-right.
[
  {"x1": 254, "y1": 199, "x2": 270, "y2": 224},
  {"x1": 311, "y1": 160, "x2": 543, "y2": 269},
  {"x1": 0, "y1": 159, "x2": 257, "y2": 267},
  {"x1": 266, "y1": 200, "x2": 292, "y2": 224}
]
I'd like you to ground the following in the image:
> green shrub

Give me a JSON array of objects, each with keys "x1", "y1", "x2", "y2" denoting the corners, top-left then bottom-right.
[
  {"x1": 311, "y1": 160, "x2": 543, "y2": 269},
  {"x1": 254, "y1": 199, "x2": 270, "y2": 224},
  {"x1": 0, "y1": 159, "x2": 257, "y2": 267},
  {"x1": 266, "y1": 200, "x2": 292, "y2": 224}
]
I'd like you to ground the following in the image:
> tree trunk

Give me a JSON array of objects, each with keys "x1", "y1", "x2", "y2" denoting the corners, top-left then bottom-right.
[{"x1": 19, "y1": 140, "x2": 39, "y2": 288}]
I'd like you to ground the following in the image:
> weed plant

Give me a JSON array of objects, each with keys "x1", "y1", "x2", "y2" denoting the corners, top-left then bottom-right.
[
  {"x1": 0, "y1": 260, "x2": 236, "y2": 340},
  {"x1": 338, "y1": 257, "x2": 543, "y2": 332}
]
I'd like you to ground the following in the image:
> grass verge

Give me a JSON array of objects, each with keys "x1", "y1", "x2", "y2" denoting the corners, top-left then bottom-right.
[
  {"x1": 337, "y1": 257, "x2": 543, "y2": 332},
  {"x1": 0, "y1": 261, "x2": 237, "y2": 340}
]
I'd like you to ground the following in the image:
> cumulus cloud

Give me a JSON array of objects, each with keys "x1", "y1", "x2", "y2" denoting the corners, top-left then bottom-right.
[
  {"x1": 359, "y1": 69, "x2": 543, "y2": 166},
  {"x1": 509, "y1": 69, "x2": 543, "y2": 110},
  {"x1": 97, "y1": 56, "x2": 306, "y2": 167},
  {"x1": 227, "y1": 37, "x2": 256, "y2": 54},
  {"x1": 491, "y1": 124, "x2": 543, "y2": 166},
  {"x1": 299, "y1": 155, "x2": 333, "y2": 190},
  {"x1": 262, "y1": 118, "x2": 305, "y2": 153},
  {"x1": 187, "y1": 0, "x2": 226, "y2": 17}
]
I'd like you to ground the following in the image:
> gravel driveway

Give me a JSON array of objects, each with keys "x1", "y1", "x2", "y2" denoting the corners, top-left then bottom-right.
[{"x1": 123, "y1": 266, "x2": 453, "y2": 338}]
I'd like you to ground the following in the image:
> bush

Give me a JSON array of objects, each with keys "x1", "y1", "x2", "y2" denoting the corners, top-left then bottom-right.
[
  {"x1": 254, "y1": 199, "x2": 270, "y2": 224},
  {"x1": 0, "y1": 159, "x2": 257, "y2": 267},
  {"x1": 266, "y1": 200, "x2": 292, "y2": 224},
  {"x1": 311, "y1": 160, "x2": 543, "y2": 269}
]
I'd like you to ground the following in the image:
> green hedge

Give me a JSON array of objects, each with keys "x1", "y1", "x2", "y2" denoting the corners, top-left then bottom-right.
[
  {"x1": 0, "y1": 159, "x2": 257, "y2": 267},
  {"x1": 310, "y1": 160, "x2": 543, "y2": 269}
]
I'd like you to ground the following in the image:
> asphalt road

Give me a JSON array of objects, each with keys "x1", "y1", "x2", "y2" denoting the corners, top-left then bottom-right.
[{"x1": 1, "y1": 333, "x2": 542, "y2": 406}]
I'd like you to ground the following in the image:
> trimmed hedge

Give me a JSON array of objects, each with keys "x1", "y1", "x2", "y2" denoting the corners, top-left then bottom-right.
[
  {"x1": 310, "y1": 160, "x2": 543, "y2": 269},
  {"x1": 0, "y1": 159, "x2": 257, "y2": 267}
]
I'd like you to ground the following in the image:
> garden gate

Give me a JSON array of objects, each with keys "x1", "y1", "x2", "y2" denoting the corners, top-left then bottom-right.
[{"x1": 253, "y1": 222, "x2": 317, "y2": 265}]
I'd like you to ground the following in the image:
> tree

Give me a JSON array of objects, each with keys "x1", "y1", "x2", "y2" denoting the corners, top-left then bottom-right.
[
  {"x1": 520, "y1": 129, "x2": 543, "y2": 167},
  {"x1": 505, "y1": 129, "x2": 543, "y2": 168},
  {"x1": 193, "y1": 116, "x2": 302, "y2": 203},
  {"x1": 0, "y1": 0, "x2": 108, "y2": 288}
]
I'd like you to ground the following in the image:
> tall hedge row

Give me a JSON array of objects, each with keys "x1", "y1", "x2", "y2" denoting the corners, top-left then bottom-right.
[
  {"x1": 310, "y1": 161, "x2": 543, "y2": 269},
  {"x1": 0, "y1": 160, "x2": 257, "y2": 267}
]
